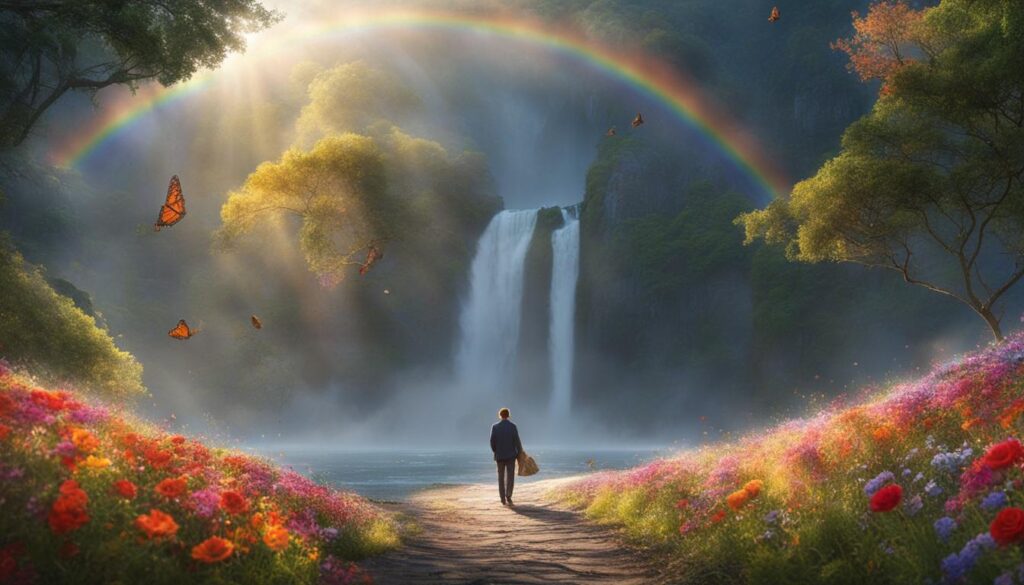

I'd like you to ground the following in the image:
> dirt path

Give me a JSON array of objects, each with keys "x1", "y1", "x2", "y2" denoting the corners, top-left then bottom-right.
[{"x1": 362, "y1": 479, "x2": 660, "y2": 584}]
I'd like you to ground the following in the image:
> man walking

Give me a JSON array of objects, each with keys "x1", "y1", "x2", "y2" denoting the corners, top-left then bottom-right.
[{"x1": 489, "y1": 407, "x2": 523, "y2": 506}]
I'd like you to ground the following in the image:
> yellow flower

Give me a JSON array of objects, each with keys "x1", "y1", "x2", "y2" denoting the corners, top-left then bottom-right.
[{"x1": 82, "y1": 455, "x2": 111, "y2": 470}]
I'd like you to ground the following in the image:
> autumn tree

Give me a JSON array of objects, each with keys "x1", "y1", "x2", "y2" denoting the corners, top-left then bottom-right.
[
  {"x1": 737, "y1": 0, "x2": 1024, "y2": 341},
  {"x1": 0, "y1": 0, "x2": 280, "y2": 147}
]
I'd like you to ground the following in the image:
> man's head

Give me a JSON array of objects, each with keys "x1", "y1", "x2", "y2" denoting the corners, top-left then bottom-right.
[{"x1": 498, "y1": 407, "x2": 510, "y2": 420}]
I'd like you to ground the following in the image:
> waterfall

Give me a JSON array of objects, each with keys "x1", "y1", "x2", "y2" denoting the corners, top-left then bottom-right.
[
  {"x1": 455, "y1": 209, "x2": 539, "y2": 392},
  {"x1": 548, "y1": 209, "x2": 580, "y2": 416}
]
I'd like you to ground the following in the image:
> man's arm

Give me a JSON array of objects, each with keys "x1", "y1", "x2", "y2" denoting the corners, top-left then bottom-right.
[
  {"x1": 514, "y1": 426, "x2": 523, "y2": 455},
  {"x1": 490, "y1": 426, "x2": 497, "y2": 454}
]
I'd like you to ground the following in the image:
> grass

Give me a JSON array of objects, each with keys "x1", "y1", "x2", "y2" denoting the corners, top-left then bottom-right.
[
  {"x1": 0, "y1": 363, "x2": 398, "y2": 584},
  {"x1": 555, "y1": 334, "x2": 1024, "y2": 585}
]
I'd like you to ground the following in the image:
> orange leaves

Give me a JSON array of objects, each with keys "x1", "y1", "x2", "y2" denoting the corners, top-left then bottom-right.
[{"x1": 831, "y1": 1, "x2": 924, "y2": 91}]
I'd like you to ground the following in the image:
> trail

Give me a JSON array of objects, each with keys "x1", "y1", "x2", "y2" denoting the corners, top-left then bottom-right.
[{"x1": 363, "y1": 479, "x2": 660, "y2": 584}]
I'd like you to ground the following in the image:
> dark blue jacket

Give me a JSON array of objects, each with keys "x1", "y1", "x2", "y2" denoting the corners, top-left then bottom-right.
[{"x1": 490, "y1": 419, "x2": 523, "y2": 461}]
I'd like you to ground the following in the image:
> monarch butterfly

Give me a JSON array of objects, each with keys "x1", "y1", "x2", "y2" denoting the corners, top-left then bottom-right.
[
  {"x1": 631, "y1": 113, "x2": 644, "y2": 128},
  {"x1": 769, "y1": 6, "x2": 780, "y2": 22},
  {"x1": 168, "y1": 319, "x2": 196, "y2": 340},
  {"x1": 154, "y1": 175, "x2": 186, "y2": 231},
  {"x1": 251, "y1": 315, "x2": 262, "y2": 329},
  {"x1": 359, "y1": 245, "x2": 383, "y2": 276}
]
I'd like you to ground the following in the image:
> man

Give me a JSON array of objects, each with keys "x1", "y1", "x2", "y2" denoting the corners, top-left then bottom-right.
[{"x1": 489, "y1": 407, "x2": 523, "y2": 506}]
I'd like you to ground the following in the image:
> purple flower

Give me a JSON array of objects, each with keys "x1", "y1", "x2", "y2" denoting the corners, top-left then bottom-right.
[
  {"x1": 941, "y1": 533, "x2": 994, "y2": 581},
  {"x1": 934, "y1": 517, "x2": 957, "y2": 542},
  {"x1": 865, "y1": 471, "x2": 895, "y2": 497},
  {"x1": 320, "y1": 527, "x2": 339, "y2": 541},
  {"x1": 67, "y1": 404, "x2": 110, "y2": 424},
  {"x1": 982, "y1": 491, "x2": 1009, "y2": 511},
  {"x1": 190, "y1": 487, "x2": 220, "y2": 518},
  {"x1": 904, "y1": 494, "x2": 923, "y2": 516},
  {"x1": 764, "y1": 510, "x2": 780, "y2": 525},
  {"x1": 994, "y1": 572, "x2": 1014, "y2": 585},
  {"x1": 52, "y1": 440, "x2": 77, "y2": 458},
  {"x1": 924, "y1": 480, "x2": 943, "y2": 498}
]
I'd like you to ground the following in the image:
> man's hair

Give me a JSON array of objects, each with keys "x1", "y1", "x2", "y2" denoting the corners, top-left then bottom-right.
[{"x1": 498, "y1": 407, "x2": 510, "y2": 419}]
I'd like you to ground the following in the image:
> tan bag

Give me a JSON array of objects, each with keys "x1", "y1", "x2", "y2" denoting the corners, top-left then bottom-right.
[{"x1": 517, "y1": 451, "x2": 539, "y2": 476}]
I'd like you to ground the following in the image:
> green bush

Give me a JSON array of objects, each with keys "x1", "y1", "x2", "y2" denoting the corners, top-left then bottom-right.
[{"x1": 0, "y1": 236, "x2": 144, "y2": 398}]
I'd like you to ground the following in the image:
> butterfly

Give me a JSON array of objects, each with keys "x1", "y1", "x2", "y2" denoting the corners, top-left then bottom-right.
[
  {"x1": 631, "y1": 113, "x2": 644, "y2": 128},
  {"x1": 605, "y1": 127, "x2": 616, "y2": 137},
  {"x1": 168, "y1": 319, "x2": 196, "y2": 340},
  {"x1": 359, "y1": 245, "x2": 383, "y2": 276},
  {"x1": 769, "y1": 6, "x2": 780, "y2": 22},
  {"x1": 251, "y1": 315, "x2": 262, "y2": 329},
  {"x1": 154, "y1": 175, "x2": 186, "y2": 231}
]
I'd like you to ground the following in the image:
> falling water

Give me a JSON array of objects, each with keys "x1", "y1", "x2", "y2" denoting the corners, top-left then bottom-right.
[
  {"x1": 455, "y1": 209, "x2": 539, "y2": 392},
  {"x1": 548, "y1": 209, "x2": 580, "y2": 416}
]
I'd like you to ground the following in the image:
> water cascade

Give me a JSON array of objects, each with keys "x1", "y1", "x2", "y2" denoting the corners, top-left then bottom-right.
[
  {"x1": 455, "y1": 209, "x2": 539, "y2": 392},
  {"x1": 548, "y1": 209, "x2": 580, "y2": 416}
]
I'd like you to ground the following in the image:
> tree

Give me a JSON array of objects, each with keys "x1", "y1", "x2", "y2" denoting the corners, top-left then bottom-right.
[
  {"x1": 216, "y1": 134, "x2": 392, "y2": 288},
  {"x1": 737, "y1": 0, "x2": 1024, "y2": 341},
  {"x1": 0, "y1": 0, "x2": 280, "y2": 147}
]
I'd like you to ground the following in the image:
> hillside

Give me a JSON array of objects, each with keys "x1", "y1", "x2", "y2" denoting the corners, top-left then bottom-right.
[
  {"x1": 0, "y1": 364, "x2": 397, "y2": 584},
  {"x1": 556, "y1": 334, "x2": 1024, "y2": 584}
]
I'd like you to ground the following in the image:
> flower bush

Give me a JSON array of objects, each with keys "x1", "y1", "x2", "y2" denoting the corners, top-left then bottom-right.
[
  {"x1": 556, "y1": 334, "x2": 1024, "y2": 584},
  {"x1": 0, "y1": 365, "x2": 395, "y2": 584}
]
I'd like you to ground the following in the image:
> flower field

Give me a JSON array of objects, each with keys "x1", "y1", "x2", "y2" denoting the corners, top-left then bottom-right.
[
  {"x1": 557, "y1": 335, "x2": 1024, "y2": 585},
  {"x1": 0, "y1": 363, "x2": 398, "y2": 584}
]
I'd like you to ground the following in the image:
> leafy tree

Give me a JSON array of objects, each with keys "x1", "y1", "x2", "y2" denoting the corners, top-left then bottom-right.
[
  {"x1": 0, "y1": 235, "x2": 144, "y2": 397},
  {"x1": 738, "y1": 0, "x2": 1024, "y2": 341},
  {"x1": 217, "y1": 134, "x2": 391, "y2": 287},
  {"x1": 0, "y1": 0, "x2": 280, "y2": 147}
]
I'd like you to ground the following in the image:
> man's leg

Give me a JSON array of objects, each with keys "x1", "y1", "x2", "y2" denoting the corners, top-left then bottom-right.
[
  {"x1": 497, "y1": 460, "x2": 507, "y2": 504},
  {"x1": 504, "y1": 459, "x2": 515, "y2": 503}
]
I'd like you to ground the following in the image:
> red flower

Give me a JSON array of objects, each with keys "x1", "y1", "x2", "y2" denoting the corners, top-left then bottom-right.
[
  {"x1": 113, "y1": 480, "x2": 137, "y2": 499},
  {"x1": 191, "y1": 537, "x2": 234, "y2": 563},
  {"x1": 135, "y1": 509, "x2": 179, "y2": 539},
  {"x1": 48, "y1": 481, "x2": 90, "y2": 534},
  {"x1": 869, "y1": 484, "x2": 902, "y2": 512},
  {"x1": 0, "y1": 543, "x2": 25, "y2": 580},
  {"x1": 30, "y1": 389, "x2": 65, "y2": 411},
  {"x1": 170, "y1": 435, "x2": 186, "y2": 445},
  {"x1": 144, "y1": 447, "x2": 173, "y2": 469},
  {"x1": 0, "y1": 423, "x2": 10, "y2": 441},
  {"x1": 991, "y1": 507, "x2": 1024, "y2": 545},
  {"x1": 219, "y1": 490, "x2": 250, "y2": 515},
  {"x1": 155, "y1": 477, "x2": 188, "y2": 499},
  {"x1": 983, "y1": 439, "x2": 1024, "y2": 470}
]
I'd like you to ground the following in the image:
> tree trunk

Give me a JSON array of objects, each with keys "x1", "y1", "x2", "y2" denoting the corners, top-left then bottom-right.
[{"x1": 976, "y1": 305, "x2": 1005, "y2": 342}]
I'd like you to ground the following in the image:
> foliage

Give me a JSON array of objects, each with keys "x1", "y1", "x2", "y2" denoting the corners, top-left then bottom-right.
[
  {"x1": 614, "y1": 181, "x2": 754, "y2": 297},
  {"x1": 295, "y1": 62, "x2": 420, "y2": 141},
  {"x1": 557, "y1": 334, "x2": 1024, "y2": 585},
  {"x1": 0, "y1": 0, "x2": 280, "y2": 147},
  {"x1": 738, "y1": 0, "x2": 1024, "y2": 341},
  {"x1": 217, "y1": 133, "x2": 390, "y2": 287},
  {"x1": 217, "y1": 126, "x2": 496, "y2": 288},
  {"x1": 0, "y1": 368, "x2": 397, "y2": 584},
  {"x1": 0, "y1": 236, "x2": 142, "y2": 398}
]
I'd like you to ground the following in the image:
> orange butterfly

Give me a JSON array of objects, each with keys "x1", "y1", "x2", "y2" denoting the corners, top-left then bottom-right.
[
  {"x1": 769, "y1": 6, "x2": 780, "y2": 22},
  {"x1": 251, "y1": 315, "x2": 262, "y2": 329},
  {"x1": 631, "y1": 113, "x2": 644, "y2": 128},
  {"x1": 168, "y1": 319, "x2": 196, "y2": 340},
  {"x1": 605, "y1": 127, "x2": 616, "y2": 137},
  {"x1": 359, "y1": 245, "x2": 383, "y2": 276},
  {"x1": 154, "y1": 175, "x2": 186, "y2": 231}
]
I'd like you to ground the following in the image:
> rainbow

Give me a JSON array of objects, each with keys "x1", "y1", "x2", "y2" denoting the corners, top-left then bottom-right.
[{"x1": 50, "y1": 9, "x2": 789, "y2": 195}]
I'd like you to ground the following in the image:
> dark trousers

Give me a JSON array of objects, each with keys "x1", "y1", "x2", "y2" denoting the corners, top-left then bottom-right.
[{"x1": 497, "y1": 458, "x2": 516, "y2": 502}]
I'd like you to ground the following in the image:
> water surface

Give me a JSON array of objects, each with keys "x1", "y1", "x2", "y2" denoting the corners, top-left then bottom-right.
[{"x1": 267, "y1": 447, "x2": 664, "y2": 501}]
